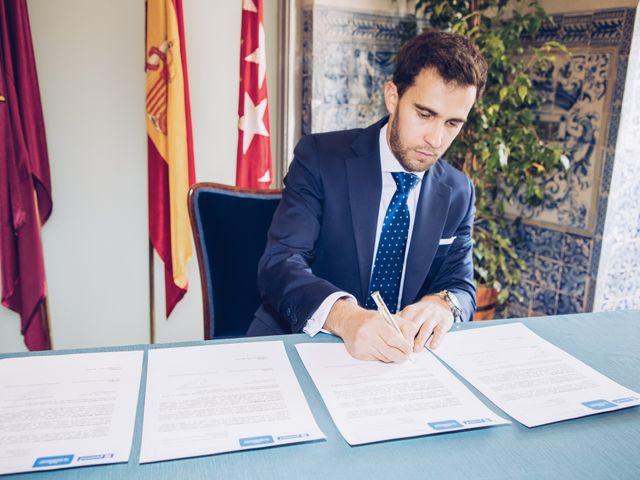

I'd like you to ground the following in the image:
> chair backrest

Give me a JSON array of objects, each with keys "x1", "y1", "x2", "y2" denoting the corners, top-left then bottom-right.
[{"x1": 188, "y1": 182, "x2": 282, "y2": 339}]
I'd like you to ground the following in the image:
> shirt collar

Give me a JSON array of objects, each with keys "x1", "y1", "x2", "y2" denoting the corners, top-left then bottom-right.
[{"x1": 379, "y1": 124, "x2": 425, "y2": 180}]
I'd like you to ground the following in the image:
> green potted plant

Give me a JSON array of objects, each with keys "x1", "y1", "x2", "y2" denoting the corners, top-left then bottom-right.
[{"x1": 413, "y1": 0, "x2": 569, "y2": 318}]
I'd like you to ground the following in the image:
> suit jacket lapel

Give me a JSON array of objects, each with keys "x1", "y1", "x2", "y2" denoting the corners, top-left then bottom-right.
[
  {"x1": 345, "y1": 119, "x2": 386, "y2": 302},
  {"x1": 402, "y1": 163, "x2": 452, "y2": 307}
]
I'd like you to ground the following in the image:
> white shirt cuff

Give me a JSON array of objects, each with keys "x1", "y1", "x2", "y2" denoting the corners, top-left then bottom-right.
[{"x1": 302, "y1": 292, "x2": 357, "y2": 337}]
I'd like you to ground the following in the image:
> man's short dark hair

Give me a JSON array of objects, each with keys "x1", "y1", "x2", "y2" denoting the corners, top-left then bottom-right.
[{"x1": 393, "y1": 29, "x2": 488, "y2": 100}]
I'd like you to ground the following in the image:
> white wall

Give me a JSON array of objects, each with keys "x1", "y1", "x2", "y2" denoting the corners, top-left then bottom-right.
[
  {"x1": 0, "y1": 0, "x2": 280, "y2": 352},
  {"x1": 0, "y1": 0, "x2": 635, "y2": 352},
  {"x1": 1, "y1": 0, "x2": 149, "y2": 352}
]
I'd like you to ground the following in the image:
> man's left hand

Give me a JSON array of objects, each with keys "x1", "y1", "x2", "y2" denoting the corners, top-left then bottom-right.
[{"x1": 396, "y1": 294, "x2": 454, "y2": 352}]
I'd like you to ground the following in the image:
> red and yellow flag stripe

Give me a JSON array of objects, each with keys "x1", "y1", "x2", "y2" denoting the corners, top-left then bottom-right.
[{"x1": 145, "y1": 0, "x2": 195, "y2": 316}]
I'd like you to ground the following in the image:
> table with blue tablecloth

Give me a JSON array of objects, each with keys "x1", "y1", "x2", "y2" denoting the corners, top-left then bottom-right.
[{"x1": 2, "y1": 310, "x2": 639, "y2": 480}]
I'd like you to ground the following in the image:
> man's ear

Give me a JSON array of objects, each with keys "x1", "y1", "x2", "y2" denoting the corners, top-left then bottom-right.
[{"x1": 383, "y1": 81, "x2": 399, "y2": 115}]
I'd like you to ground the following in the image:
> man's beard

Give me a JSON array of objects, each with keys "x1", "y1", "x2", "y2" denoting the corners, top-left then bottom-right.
[{"x1": 388, "y1": 115, "x2": 439, "y2": 173}]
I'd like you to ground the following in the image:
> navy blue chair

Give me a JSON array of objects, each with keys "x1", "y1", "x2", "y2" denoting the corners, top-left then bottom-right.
[{"x1": 188, "y1": 183, "x2": 282, "y2": 339}]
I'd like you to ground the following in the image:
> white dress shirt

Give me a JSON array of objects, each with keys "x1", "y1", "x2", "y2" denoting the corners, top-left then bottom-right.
[{"x1": 303, "y1": 124, "x2": 424, "y2": 336}]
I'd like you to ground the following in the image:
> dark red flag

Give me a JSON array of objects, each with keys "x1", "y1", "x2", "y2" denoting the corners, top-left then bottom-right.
[
  {"x1": 236, "y1": 0, "x2": 273, "y2": 188},
  {"x1": 0, "y1": 0, "x2": 53, "y2": 350}
]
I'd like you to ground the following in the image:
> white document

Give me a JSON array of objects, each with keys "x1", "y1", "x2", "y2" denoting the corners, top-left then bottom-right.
[
  {"x1": 433, "y1": 323, "x2": 640, "y2": 427},
  {"x1": 139, "y1": 341, "x2": 324, "y2": 463},
  {"x1": 296, "y1": 343, "x2": 509, "y2": 445},
  {"x1": 0, "y1": 351, "x2": 143, "y2": 475}
]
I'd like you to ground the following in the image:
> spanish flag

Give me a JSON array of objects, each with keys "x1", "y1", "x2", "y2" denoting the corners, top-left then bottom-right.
[{"x1": 145, "y1": 0, "x2": 195, "y2": 317}]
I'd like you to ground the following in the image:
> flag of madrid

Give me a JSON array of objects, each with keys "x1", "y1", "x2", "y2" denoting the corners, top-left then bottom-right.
[{"x1": 236, "y1": 0, "x2": 273, "y2": 188}]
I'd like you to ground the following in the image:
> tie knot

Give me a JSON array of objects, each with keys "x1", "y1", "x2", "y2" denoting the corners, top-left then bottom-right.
[{"x1": 391, "y1": 172, "x2": 420, "y2": 194}]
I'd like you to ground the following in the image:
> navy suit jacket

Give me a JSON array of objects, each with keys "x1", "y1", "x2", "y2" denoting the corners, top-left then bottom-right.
[{"x1": 248, "y1": 117, "x2": 476, "y2": 336}]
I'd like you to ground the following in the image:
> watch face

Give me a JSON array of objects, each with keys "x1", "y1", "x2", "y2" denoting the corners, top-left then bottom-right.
[
  {"x1": 450, "y1": 294, "x2": 461, "y2": 308},
  {"x1": 446, "y1": 291, "x2": 462, "y2": 312}
]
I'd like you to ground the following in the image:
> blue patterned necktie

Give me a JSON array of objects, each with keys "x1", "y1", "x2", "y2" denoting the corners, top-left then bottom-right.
[{"x1": 365, "y1": 172, "x2": 420, "y2": 313}]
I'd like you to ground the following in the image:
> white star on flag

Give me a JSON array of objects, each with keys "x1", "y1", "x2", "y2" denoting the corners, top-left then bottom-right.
[
  {"x1": 257, "y1": 170, "x2": 271, "y2": 183},
  {"x1": 242, "y1": 0, "x2": 257, "y2": 12},
  {"x1": 236, "y1": 0, "x2": 272, "y2": 189},
  {"x1": 238, "y1": 92, "x2": 270, "y2": 155},
  {"x1": 244, "y1": 22, "x2": 267, "y2": 88}
]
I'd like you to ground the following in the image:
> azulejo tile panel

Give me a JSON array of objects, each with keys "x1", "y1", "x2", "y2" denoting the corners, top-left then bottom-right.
[
  {"x1": 504, "y1": 48, "x2": 617, "y2": 234},
  {"x1": 561, "y1": 232, "x2": 592, "y2": 270},
  {"x1": 534, "y1": 256, "x2": 563, "y2": 290},
  {"x1": 301, "y1": 5, "x2": 636, "y2": 317},
  {"x1": 593, "y1": 5, "x2": 640, "y2": 312},
  {"x1": 514, "y1": 223, "x2": 591, "y2": 316},
  {"x1": 523, "y1": 226, "x2": 565, "y2": 262},
  {"x1": 557, "y1": 293, "x2": 583, "y2": 315},
  {"x1": 531, "y1": 284, "x2": 559, "y2": 316},
  {"x1": 559, "y1": 264, "x2": 587, "y2": 299},
  {"x1": 302, "y1": 7, "x2": 422, "y2": 136}
]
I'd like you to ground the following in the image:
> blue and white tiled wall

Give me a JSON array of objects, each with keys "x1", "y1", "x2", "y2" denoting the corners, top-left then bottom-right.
[
  {"x1": 302, "y1": 8, "x2": 424, "y2": 135},
  {"x1": 302, "y1": 5, "x2": 638, "y2": 317},
  {"x1": 506, "y1": 8, "x2": 636, "y2": 317},
  {"x1": 593, "y1": 8, "x2": 640, "y2": 312}
]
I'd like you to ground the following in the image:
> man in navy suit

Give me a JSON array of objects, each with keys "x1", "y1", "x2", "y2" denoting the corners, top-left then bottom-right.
[{"x1": 248, "y1": 29, "x2": 488, "y2": 362}]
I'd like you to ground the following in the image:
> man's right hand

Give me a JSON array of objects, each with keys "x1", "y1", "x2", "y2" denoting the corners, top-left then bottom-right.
[{"x1": 324, "y1": 299, "x2": 412, "y2": 363}]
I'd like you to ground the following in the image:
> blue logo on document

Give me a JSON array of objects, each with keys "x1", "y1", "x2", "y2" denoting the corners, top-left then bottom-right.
[
  {"x1": 583, "y1": 399, "x2": 617, "y2": 410},
  {"x1": 462, "y1": 418, "x2": 492, "y2": 425},
  {"x1": 33, "y1": 455, "x2": 74, "y2": 468},
  {"x1": 428, "y1": 420, "x2": 463, "y2": 431},
  {"x1": 77, "y1": 453, "x2": 114, "y2": 462},
  {"x1": 239, "y1": 435, "x2": 275, "y2": 447},
  {"x1": 612, "y1": 397, "x2": 637, "y2": 404},
  {"x1": 277, "y1": 433, "x2": 310, "y2": 441}
]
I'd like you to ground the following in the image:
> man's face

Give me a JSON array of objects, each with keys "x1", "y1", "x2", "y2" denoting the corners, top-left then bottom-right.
[{"x1": 384, "y1": 68, "x2": 477, "y2": 172}]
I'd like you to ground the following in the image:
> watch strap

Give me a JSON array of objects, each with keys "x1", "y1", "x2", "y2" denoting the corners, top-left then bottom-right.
[{"x1": 438, "y1": 290, "x2": 463, "y2": 322}]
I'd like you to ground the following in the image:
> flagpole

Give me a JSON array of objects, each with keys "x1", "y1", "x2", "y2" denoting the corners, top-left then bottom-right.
[
  {"x1": 42, "y1": 294, "x2": 53, "y2": 349},
  {"x1": 146, "y1": 0, "x2": 154, "y2": 346},
  {"x1": 275, "y1": 0, "x2": 288, "y2": 188},
  {"x1": 35, "y1": 191, "x2": 53, "y2": 350},
  {"x1": 148, "y1": 240, "x2": 156, "y2": 344}
]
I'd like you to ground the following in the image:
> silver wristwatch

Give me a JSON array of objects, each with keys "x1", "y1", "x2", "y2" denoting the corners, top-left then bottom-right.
[{"x1": 438, "y1": 290, "x2": 463, "y2": 322}]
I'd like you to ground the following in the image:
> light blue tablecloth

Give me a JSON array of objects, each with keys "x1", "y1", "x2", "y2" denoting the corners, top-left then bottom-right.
[{"x1": 2, "y1": 311, "x2": 639, "y2": 479}]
